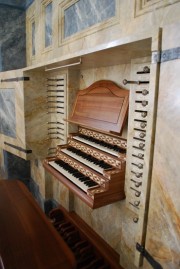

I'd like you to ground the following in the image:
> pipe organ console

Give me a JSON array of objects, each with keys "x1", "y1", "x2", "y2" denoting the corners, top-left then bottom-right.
[{"x1": 43, "y1": 80, "x2": 129, "y2": 208}]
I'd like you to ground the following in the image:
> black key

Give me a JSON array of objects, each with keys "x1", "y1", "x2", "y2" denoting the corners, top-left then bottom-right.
[
  {"x1": 87, "y1": 181, "x2": 98, "y2": 187},
  {"x1": 78, "y1": 176, "x2": 90, "y2": 182},
  {"x1": 68, "y1": 147, "x2": 113, "y2": 170},
  {"x1": 73, "y1": 172, "x2": 84, "y2": 178}
]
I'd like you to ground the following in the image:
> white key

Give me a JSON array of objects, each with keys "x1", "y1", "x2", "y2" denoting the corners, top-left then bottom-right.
[
  {"x1": 49, "y1": 161, "x2": 96, "y2": 193},
  {"x1": 73, "y1": 136, "x2": 119, "y2": 157},
  {"x1": 61, "y1": 148, "x2": 104, "y2": 174}
]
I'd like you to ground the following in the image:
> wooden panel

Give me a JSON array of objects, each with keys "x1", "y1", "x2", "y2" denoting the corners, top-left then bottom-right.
[
  {"x1": 124, "y1": 53, "x2": 160, "y2": 267},
  {"x1": 68, "y1": 80, "x2": 129, "y2": 134},
  {"x1": 0, "y1": 180, "x2": 76, "y2": 269}
]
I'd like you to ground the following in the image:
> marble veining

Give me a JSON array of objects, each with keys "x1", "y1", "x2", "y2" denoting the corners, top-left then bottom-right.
[
  {"x1": 0, "y1": 46, "x2": 2, "y2": 72},
  {"x1": 135, "y1": 0, "x2": 180, "y2": 17},
  {"x1": 0, "y1": 0, "x2": 34, "y2": 10},
  {"x1": 0, "y1": 89, "x2": 16, "y2": 138},
  {"x1": 45, "y1": 2, "x2": 52, "y2": 48},
  {"x1": 0, "y1": 7, "x2": 26, "y2": 71},
  {"x1": 32, "y1": 21, "x2": 35, "y2": 56},
  {"x1": 64, "y1": 0, "x2": 115, "y2": 38}
]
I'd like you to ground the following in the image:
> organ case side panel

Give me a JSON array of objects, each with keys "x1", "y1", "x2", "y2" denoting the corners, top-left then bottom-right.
[
  {"x1": 124, "y1": 38, "x2": 161, "y2": 266},
  {"x1": 144, "y1": 23, "x2": 180, "y2": 269}
]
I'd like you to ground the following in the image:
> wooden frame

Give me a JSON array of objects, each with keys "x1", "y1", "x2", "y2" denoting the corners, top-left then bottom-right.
[{"x1": 68, "y1": 80, "x2": 129, "y2": 134}]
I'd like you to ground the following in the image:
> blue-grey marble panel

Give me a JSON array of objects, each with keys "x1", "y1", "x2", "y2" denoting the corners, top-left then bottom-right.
[
  {"x1": 64, "y1": 0, "x2": 116, "y2": 38},
  {"x1": 0, "y1": 7, "x2": 26, "y2": 71},
  {"x1": 0, "y1": 0, "x2": 34, "y2": 10},
  {"x1": 45, "y1": 2, "x2": 52, "y2": 48},
  {"x1": 25, "y1": 0, "x2": 34, "y2": 9},
  {"x1": 32, "y1": 21, "x2": 35, "y2": 56},
  {"x1": 0, "y1": 46, "x2": 2, "y2": 72},
  {"x1": 0, "y1": 89, "x2": 16, "y2": 138}
]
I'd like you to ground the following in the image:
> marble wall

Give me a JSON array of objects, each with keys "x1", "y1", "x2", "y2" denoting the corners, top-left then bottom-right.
[
  {"x1": 0, "y1": 2, "x2": 44, "y2": 211},
  {"x1": 26, "y1": 0, "x2": 180, "y2": 66},
  {"x1": 32, "y1": 21, "x2": 35, "y2": 56},
  {"x1": 45, "y1": 2, "x2": 52, "y2": 47},
  {"x1": 64, "y1": 0, "x2": 115, "y2": 38},
  {"x1": 0, "y1": 2, "x2": 35, "y2": 181},
  {"x1": 0, "y1": 6, "x2": 26, "y2": 71},
  {"x1": 24, "y1": 1, "x2": 180, "y2": 268},
  {"x1": 0, "y1": 47, "x2": 2, "y2": 71},
  {"x1": 0, "y1": 0, "x2": 34, "y2": 10},
  {"x1": 0, "y1": 89, "x2": 16, "y2": 138},
  {"x1": 144, "y1": 23, "x2": 180, "y2": 269},
  {"x1": 3, "y1": 150, "x2": 30, "y2": 181},
  {"x1": 0, "y1": 1, "x2": 44, "y2": 201},
  {"x1": 0, "y1": 1, "x2": 180, "y2": 269}
]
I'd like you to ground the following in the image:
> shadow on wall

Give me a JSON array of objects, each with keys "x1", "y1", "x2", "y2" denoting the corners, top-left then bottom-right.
[
  {"x1": 0, "y1": 166, "x2": 6, "y2": 179},
  {"x1": 3, "y1": 150, "x2": 44, "y2": 209}
]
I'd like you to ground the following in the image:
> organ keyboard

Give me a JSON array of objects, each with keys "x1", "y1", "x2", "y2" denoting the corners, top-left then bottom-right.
[
  {"x1": 44, "y1": 80, "x2": 129, "y2": 208},
  {"x1": 61, "y1": 146, "x2": 113, "y2": 174},
  {"x1": 72, "y1": 133, "x2": 125, "y2": 157},
  {"x1": 48, "y1": 158, "x2": 99, "y2": 193}
]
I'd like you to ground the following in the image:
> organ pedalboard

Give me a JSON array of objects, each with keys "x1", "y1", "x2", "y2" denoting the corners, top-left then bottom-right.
[{"x1": 49, "y1": 205, "x2": 124, "y2": 269}]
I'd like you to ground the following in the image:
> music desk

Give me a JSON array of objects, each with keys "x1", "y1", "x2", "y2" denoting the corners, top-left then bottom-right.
[{"x1": 0, "y1": 180, "x2": 76, "y2": 269}]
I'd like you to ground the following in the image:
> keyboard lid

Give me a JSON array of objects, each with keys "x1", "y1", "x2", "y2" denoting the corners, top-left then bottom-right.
[{"x1": 67, "y1": 80, "x2": 129, "y2": 134}]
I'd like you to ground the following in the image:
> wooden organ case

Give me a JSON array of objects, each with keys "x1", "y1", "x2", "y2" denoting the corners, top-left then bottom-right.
[{"x1": 43, "y1": 80, "x2": 129, "y2": 208}]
